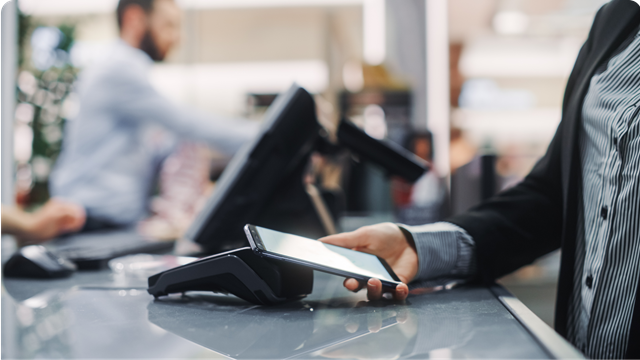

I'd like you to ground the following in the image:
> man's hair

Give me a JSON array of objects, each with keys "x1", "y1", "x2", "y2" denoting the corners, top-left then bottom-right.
[{"x1": 116, "y1": 0, "x2": 155, "y2": 29}]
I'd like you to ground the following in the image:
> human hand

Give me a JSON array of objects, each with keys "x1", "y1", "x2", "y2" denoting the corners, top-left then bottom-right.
[
  {"x1": 20, "y1": 199, "x2": 86, "y2": 243},
  {"x1": 319, "y1": 223, "x2": 418, "y2": 301}
]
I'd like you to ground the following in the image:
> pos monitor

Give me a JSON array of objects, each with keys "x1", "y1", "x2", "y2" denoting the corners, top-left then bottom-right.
[
  {"x1": 185, "y1": 84, "x2": 429, "y2": 255},
  {"x1": 185, "y1": 85, "x2": 324, "y2": 254}
]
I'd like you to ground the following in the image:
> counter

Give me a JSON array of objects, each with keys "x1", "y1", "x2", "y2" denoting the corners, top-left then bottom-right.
[{"x1": 1, "y1": 259, "x2": 582, "y2": 359}]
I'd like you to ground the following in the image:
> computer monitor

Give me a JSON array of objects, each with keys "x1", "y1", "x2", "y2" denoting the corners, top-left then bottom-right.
[
  {"x1": 185, "y1": 84, "x2": 324, "y2": 254},
  {"x1": 186, "y1": 84, "x2": 429, "y2": 255}
]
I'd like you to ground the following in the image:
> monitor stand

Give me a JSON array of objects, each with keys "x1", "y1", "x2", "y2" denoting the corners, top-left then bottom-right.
[
  {"x1": 253, "y1": 158, "x2": 340, "y2": 241},
  {"x1": 197, "y1": 153, "x2": 341, "y2": 256}
]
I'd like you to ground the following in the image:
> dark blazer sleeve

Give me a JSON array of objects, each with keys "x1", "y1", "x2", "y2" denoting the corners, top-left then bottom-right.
[{"x1": 446, "y1": 5, "x2": 606, "y2": 284}]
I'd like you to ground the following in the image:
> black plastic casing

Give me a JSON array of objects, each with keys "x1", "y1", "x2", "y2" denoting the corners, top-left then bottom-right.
[
  {"x1": 185, "y1": 85, "x2": 324, "y2": 255},
  {"x1": 337, "y1": 118, "x2": 429, "y2": 183},
  {"x1": 147, "y1": 247, "x2": 313, "y2": 305},
  {"x1": 3, "y1": 245, "x2": 76, "y2": 279}
]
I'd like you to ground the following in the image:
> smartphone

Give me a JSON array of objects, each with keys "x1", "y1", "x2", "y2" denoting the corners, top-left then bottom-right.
[{"x1": 244, "y1": 224, "x2": 402, "y2": 289}]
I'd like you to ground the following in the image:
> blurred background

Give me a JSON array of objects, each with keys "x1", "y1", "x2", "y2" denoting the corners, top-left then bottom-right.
[{"x1": 5, "y1": 0, "x2": 611, "y2": 326}]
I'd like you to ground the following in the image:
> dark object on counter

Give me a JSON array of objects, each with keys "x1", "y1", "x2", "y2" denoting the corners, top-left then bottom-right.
[
  {"x1": 45, "y1": 229, "x2": 176, "y2": 270},
  {"x1": 148, "y1": 247, "x2": 313, "y2": 305},
  {"x1": 3, "y1": 245, "x2": 76, "y2": 279}
]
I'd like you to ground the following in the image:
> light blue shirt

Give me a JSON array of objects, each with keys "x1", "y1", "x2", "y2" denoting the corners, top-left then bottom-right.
[{"x1": 50, "y1": 41, "x2": 258, "y2": 225}]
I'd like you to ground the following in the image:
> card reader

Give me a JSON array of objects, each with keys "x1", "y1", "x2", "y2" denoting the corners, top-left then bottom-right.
[{"x1": 147, "y1": 247, "x2": 313, "y2": 305}]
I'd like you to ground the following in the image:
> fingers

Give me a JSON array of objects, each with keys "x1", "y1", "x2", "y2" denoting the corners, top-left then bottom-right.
[
  {"x1": 344, "y1": 277, "x2": 408, "y2": 302},
  {"x1": 344, "y1": 321, "x2": 359, "y2": 333},
  {"x1": 49, "y1": 199, "x2": 86, "y2": 233},
  {"x1": 393, "y1": 283, "x2": 409, "y2": 301},
  {"x1": 366, "y1": 278, "x2": 383, "y2": 301},
  {"x1": 61, "y1": 207, "x2": 86, "y2": 232},
  {"x1": 367, "y1": 311, "x2": 382, "y2": 333},
  {"x1": 395, "y1": 308, "x2": 409, "y2": 323},
  {"x1": 344, "y1": 278, "x2": 363, "y2": 292},
  {"x1": 319, "y1": 227, "x2": 370, "y2": 250}
]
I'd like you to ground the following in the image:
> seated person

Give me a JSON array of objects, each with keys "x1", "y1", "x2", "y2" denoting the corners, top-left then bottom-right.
[
  {"x1": 1, "y1": 199, "x2": 86, "y2": 243},
  {"x1": 50, "y1": 0, "x2": 258, "y2": 230}
]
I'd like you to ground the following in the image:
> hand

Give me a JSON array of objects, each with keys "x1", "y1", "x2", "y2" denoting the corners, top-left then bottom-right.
[
  {"x1": 320, "y1": 223, "x2": 418, "y2": 301},
  {"x1": 9, "y1": 199, "x2": 87, "y2": 244}
]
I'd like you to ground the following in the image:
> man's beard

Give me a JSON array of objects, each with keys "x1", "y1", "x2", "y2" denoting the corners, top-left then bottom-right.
[{"x1": 139, "y1": 29, "x2": 164, "y2": 62}]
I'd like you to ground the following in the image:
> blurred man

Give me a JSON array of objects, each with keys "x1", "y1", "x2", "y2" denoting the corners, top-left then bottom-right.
[
  {"x1": 322, "y1": 0, "x2": 640, "y2": 358},
  {"x1": 50, "y1": 0, "x2": 258, "y2": 230},
  {"x1": 1, "y1": 199, "x2": 86, "y2": 243}
]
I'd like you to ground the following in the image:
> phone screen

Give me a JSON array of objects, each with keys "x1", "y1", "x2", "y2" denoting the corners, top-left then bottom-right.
[{"x1": 252, "y1": 226, "x2": 398, "y2": 283}]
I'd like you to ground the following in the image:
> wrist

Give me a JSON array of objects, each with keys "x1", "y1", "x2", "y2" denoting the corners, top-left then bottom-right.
[
  {"x1": 396, "y1": 224, "x2": 416, "y2": 251},
  {"x1": 5, "y1": 211, "x2": 36, "y2": 239},
  {"x1": 398, "y1": 222, "x2": 465, "y2": 282},
  {"x1": 394, "y1": 224, "x2": 419, "y2": 283}
]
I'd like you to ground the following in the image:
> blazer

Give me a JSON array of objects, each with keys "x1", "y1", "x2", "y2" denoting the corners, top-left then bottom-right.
[{"x1": 447, "y1": 0, "x2": 640, "y2": 357}]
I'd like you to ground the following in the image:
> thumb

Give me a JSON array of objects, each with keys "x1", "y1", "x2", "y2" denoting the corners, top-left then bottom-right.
[{"x1": 319, "y1": 230, "x2": 368, "y2": 250}]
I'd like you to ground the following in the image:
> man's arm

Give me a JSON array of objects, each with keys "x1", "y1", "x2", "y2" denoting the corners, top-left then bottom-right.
[
  {"x1": 1, "y1": 199, "x2": 86, "y2": 243},
  {"x1": 101, "y1": 66, "x2": 260, "y2": 155}
]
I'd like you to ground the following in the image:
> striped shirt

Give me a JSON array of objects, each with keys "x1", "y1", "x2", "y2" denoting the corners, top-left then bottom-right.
[
  {"x1": 403, "y1": 26, "x2": 640, "y2": 360},
  {"x1": 567, "y1": 27, "x2": 640, "y2": 358}
]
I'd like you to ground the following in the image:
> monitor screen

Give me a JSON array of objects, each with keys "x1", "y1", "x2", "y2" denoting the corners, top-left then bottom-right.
[{"x1": 184, "y1": 85, "x2": 322, "y2": 254}]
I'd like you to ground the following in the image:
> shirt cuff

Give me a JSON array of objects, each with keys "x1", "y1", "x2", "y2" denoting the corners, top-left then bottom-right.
[{"x1": 398, "y1": 222, "x2": 476, "y2": 282}]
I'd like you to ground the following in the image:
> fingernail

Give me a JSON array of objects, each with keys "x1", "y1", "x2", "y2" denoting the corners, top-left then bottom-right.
[{"x1": 368, "y1": 278, "x2": 375, "y2": 286}]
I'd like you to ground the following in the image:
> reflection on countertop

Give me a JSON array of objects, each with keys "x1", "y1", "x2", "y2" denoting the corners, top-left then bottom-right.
[
  {"x1": 2, "y1": 266, "x2": 551, "y2": 359},
  {"x1": 148, "y1": 293, "x2": 409, "y2": 359}
]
